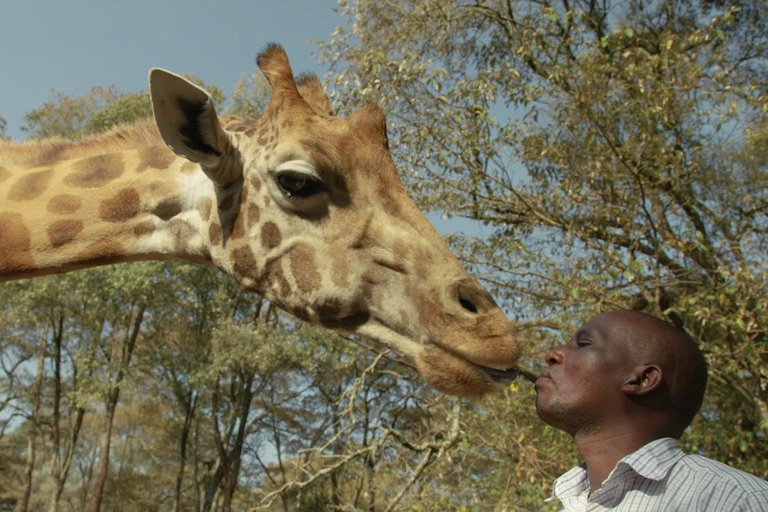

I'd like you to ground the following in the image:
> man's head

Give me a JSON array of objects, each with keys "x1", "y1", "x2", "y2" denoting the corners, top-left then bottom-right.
[{"x1": 535, "y1": 310, "x2": 707, "y2": 439}]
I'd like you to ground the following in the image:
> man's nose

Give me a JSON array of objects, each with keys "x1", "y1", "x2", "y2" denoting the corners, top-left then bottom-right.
[{"x1": 544, "y1": 346, "x2": 564, "y2": 366}]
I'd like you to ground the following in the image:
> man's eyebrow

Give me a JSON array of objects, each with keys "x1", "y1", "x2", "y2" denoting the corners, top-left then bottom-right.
[{"x1": 576, "y1": 327, "x2": 603, "y2": 341}]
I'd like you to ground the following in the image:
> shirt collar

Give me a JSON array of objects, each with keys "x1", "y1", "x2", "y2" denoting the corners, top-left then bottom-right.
[
  {"x1": 617, "y1": 437, "x2": 685, "y2": 481},
  {"x1": 549, "y1": 437, "x2": 685, "y2": 501},
  {"x1": 550, "y1": 463, "x2": 588, "y2": 502}
]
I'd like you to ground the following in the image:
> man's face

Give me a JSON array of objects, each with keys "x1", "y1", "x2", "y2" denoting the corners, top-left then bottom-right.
[{"x1": 535, "y1": 312, "x2": 639, "y2": 435}]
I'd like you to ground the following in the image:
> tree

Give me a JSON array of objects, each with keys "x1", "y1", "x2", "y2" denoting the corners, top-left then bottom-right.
[
  {"x1": 21, "y1": 87, "x2": 119, "y2": 139},
  {"x1": 20, "y1": 77, "x2": 224, "y2": 140},
  {"x1": 320, "y1": 0, "x2": 768, "y2": 498},
  {"x1": 227, "y1": 72, "x2": 272, "y2": 118}
]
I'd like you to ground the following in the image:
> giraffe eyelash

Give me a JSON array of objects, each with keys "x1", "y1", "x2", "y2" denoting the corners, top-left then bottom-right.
[
  {"x1": 275, "y1": 170, "x2": 327, "y2": 199},
  {"x1": 267, "y1": 159, "x2": 331, "y2": 214}
]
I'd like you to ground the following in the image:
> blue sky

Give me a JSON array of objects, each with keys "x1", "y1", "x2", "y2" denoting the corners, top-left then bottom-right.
[
  {"x1": 0, "y1": 0, "x2": 486, "y2": 237},
  {"x1": 0, "y1": 0, "x2": 342, "y2": 140}
]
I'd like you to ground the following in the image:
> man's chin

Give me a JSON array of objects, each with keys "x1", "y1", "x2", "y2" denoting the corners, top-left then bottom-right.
[{"x1": 535, "y1": 398, "x2": 575, "y2": 434}]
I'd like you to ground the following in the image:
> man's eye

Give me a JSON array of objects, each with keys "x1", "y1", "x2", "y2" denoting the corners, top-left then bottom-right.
[
  {"x1": 276, "y1": 172, "x2": 326, "y2": 199},
  {"x1": 576, "y1": 340, "x2": 590, "y2": 348}
]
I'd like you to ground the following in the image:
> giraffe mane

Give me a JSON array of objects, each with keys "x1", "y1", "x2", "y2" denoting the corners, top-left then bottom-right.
[{"x1": 0, "y1": 115, "x2": 253, "y2": 167}]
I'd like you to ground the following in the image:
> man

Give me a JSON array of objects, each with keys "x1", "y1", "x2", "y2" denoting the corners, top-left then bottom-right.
[{"x1": 535, "y1": 310, "x2": 768, "y2": 511}]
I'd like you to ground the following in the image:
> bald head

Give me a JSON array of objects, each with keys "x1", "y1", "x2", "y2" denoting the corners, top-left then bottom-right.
[{"x1": 612, "y1": 310, "x2": 708, "y2": 437}]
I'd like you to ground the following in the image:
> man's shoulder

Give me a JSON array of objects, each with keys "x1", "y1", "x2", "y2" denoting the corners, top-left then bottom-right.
[
  {"x1": 672, "y1": 453, "x2": 768, "y2": 496},
  {"x1": 678, "y1": 454, "x2": 768, "y2": 485}
]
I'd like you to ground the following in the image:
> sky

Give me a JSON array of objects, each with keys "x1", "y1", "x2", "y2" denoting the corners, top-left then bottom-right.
[
  {"x1": 0, "y1": 0, "x2": 342, "y2": 140},
  {"x1": 0, "y1": 0, "x2": 486, "y2": 237}
]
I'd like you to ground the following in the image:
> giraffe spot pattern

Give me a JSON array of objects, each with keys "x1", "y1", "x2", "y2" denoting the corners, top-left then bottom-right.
[
  {"x1": 99, "y1": 188, "x2": 140, "y2": 223},
  {"x1": 48, "y1": 220, "x2": 84, "y2": 248},
  {"x1": 231, "y1": 215, "x2": 246, "y2": 239},
  {"x1": 270, "y1": 260, "x2": 292, "y2": 298},
  {"x1": 290, "y1": 243, "x2": 321, "y2": 293},
  {"x1": 249, "y1": 175, "x2": 262, "y2": 192},
  {"x1": 8, "y1": 168, "x2": 53, "y2": 201},
  {"x1": 260, "y1": 221, "x2": 281, "y2": 250},
  {"x1": 149, "y1": 180, "x2": 174, "y2": 198},
  {"x1": 0, "y1": 212, "x2": 33, "y2": 273},
  {"x1": 64, "y1": 154, "x2": 124, "y2": 188},
  {"x1": 133, "y1": 221, "x2": 155, "y2": 237},
  {"x1": 197, "y1": 197, "x2": 213, "y2": 222},
  {"x1": 231, "y1": 187, "x2": 249, "y2": 240},
  {"x1": 47, "y1": 195, "x2": 83, "y2": 214},
  {"x1": 135, "y1": 146, "x2": 177, "y2": 173},
  {"x1": 247, "y1": 204, "x2": 260, "y2": 225},
  {"x1": 180, "y1": 161, "x2": 197, "y2": 175},
  {"x1": 209, "y1": 223, "x2": 223, "y2": 246},
  {"x1": 169, "y1": 219, "x2": 196, "y2": 252},
  {"x1": 232, "y1": 246, "x2": 259, "y2": 281}
]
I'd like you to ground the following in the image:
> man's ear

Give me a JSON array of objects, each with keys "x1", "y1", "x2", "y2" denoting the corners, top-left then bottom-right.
[
  {"x1": 622, "y1": 365, "x2": 663, "y2": 396},
  {"x1": 149, "y1": 69, "x2": 240, "y2": 187}
]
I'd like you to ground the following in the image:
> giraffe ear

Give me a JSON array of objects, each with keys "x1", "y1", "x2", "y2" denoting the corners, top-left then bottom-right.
[{"x1": 149, "y1": 69, "x2": 240, "y2": 187}]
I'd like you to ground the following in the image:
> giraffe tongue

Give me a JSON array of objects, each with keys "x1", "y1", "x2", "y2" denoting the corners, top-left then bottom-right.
[{"x1": 481, "y1": 366, "x2": 520, "y2": 382}]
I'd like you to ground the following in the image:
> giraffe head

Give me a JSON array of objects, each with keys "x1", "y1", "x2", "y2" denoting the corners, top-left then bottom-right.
[{"x1": 149, "y1": 44, "x2": 519, "y2": 397}]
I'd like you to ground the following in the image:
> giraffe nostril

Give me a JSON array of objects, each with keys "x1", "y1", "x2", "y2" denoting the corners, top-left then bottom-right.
[
  {"x1": 459, "y1": 297, "x2": 479, "y2": 314},
  {"x1": 453, "y1": 277, "x2": 498, "y2": 315}
]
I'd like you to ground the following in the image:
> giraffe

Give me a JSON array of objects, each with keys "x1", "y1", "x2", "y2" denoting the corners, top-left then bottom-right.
[{"x1": 0, "y1": 44, "x2": 520, "y2": 397}]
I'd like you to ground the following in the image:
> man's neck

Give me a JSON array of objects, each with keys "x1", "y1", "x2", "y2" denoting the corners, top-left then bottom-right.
[{"x1": 573, "y1": 428, "x2": 655, "y2": 493}]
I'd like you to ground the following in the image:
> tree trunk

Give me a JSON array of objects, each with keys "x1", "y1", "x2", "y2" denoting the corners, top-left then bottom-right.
[
  {"x1": 201, "y1": 460, "x2": 225, "y2": 512},
  {"x1": 172, "y1": 392, "x2": 199, "y2": 512},
  {"x1": 48, "y1": 408, "x2": 84, "y2": 512},
  {"x1": 47, "y1": 314, "x2": 86, "y2": 512},
  {"x1": 87, "y1": 400, "x2": 117, "y2": 512},
  {"x1": 87, "y1": 304, "x2": 145, "y2": 512},
  {"x1": 17, "y1": 345, "x2": 45, "y2": 512},
  {"x1": 219, "y1": 372, "x2": 254, "y2": 512}
]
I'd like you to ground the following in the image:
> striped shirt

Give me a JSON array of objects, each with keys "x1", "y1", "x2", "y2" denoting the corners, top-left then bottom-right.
[{"x1": 549, "y1": 437, "x2": 768, "y2": 511}]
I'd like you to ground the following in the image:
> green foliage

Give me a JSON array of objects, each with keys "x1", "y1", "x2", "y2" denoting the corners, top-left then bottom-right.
[
  {"x1": 226, "y1": 72, "x2": 271, "y2": 118},
  {"x1": 84, "y1": 91, "x2": 152, "y2": 135},
  {"x1": 21, "y1": 86, "x2": 120, "y2": 138},
  {"x1": 19, "y1": 73, "x2": 226, "y2": 141},
  {"x1": 319, "y1": 0, "x2": 768, "y2": 505},
  {"x1": 2, "y1": 3, "x2": 767, "y2": 509}
]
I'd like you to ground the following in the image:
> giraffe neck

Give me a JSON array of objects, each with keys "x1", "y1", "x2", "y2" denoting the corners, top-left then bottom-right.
[{"x1": 0, "y1": 144, "x2": 217, "y2": 281}]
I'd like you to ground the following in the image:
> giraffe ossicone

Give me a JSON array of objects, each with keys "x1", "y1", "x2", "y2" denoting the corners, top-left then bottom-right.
[{"x1": 0, "y1": 44, "x2": 520, "y2": 397}]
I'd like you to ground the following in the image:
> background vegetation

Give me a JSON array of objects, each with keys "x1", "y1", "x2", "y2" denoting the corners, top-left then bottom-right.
[{"x1": 1, "y1": 1, "x2": 765, "y2": 510}]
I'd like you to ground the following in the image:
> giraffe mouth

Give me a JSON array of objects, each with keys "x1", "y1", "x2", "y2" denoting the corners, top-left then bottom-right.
[
  {"x1": 479, "y1": 366, "x2": 520, "y2": 382},
  {"x1": 354, "y1": 319, "x2": 525, "y2": 388}
]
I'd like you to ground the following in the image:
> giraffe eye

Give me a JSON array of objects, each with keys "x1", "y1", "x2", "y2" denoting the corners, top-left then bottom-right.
[
  {"x1": 275, "y1": 171, "x2": 327, "y2": 199},
  {"x1": 269, "y1": 160, "x2": 330, "y2": 216}
]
